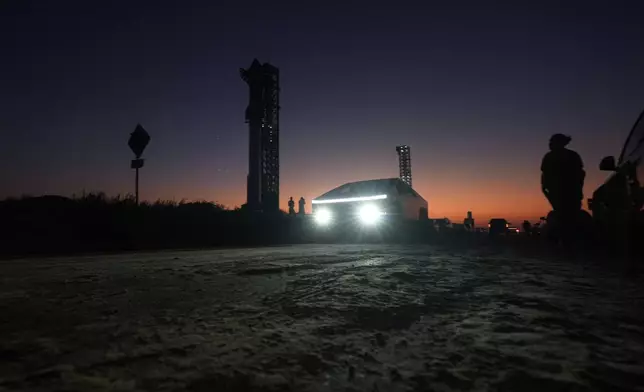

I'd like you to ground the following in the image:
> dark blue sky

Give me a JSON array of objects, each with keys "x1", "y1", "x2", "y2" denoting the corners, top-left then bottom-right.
[{"x1": 2, "y1": 0, "x2": 643, "y2": 220}]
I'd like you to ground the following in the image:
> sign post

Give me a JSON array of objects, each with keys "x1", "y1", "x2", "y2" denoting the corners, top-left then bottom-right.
[{"x1": 128, "y1": 124, "x2": 151, "y2": 205}]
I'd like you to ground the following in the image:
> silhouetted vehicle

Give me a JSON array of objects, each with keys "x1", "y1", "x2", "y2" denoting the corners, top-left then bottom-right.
[
  {"x1": 529, "y1": 217, "x2": 547, "y2": 237},
  {"x1": 507, "y1": 226, "x2": 520, "y2": 235},
  {"x1": 589, "y1": 107, "x2": 644, "y2": 249},
  {"x1": 488, "y1": 218, "x2": 509, "y2": 235},
  {"x1": 434, "y1": 218, "x2": 452, "y2": 231}
]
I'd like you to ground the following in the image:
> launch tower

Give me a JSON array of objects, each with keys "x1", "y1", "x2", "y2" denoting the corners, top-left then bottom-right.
[{"x1": 240, "y1": 59, "x2": 280, "y2": 212}]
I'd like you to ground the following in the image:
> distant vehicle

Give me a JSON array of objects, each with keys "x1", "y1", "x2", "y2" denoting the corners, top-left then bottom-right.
[
  {"x1": 488, "y1": 218, "x2": 509, "y2": 235},
  {"x1": 433, "y1": 217, "x2": 452, "y2": 231},
  {"x1": 589, "y1": 107, "x2": 644, "y2": 246},
  {"x1": 507, "y1": 226, "x2": 520, "y2": 234},
  {"x1": 451, "y1": 223, "x2": 466, "y2": 232}
]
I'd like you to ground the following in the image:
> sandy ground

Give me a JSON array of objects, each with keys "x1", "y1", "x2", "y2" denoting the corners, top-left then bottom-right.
[{"x1": 1, "y1": 244, "x2": 643, "y2": 392}]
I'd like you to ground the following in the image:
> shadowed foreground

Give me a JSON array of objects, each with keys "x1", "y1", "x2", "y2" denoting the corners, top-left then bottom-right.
[{"x1": 1, "y1": 245, "x2": 643, "y2": 391}]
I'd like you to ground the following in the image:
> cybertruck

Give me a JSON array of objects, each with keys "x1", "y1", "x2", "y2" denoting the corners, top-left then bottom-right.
[{"x1": 311, "y1": 178, "x2": 428, "y2": 228}]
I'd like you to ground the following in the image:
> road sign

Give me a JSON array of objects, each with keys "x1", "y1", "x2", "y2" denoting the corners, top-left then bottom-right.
[
  {"x1": 131, "y1": 159, "x2": 145, "y2": 169},
  {"x1": 128, "y1": 124, "x2": 150, "y2": 158}
]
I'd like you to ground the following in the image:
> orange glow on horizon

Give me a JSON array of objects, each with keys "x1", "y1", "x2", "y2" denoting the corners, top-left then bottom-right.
[{"x1": 146, "y1": 170, "x2": 607, "y2": 226}]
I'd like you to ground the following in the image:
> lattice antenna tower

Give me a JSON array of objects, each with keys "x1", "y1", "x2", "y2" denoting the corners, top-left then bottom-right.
[{"x1": 396, "y1": 145, "x2": 412, "y2": 187}]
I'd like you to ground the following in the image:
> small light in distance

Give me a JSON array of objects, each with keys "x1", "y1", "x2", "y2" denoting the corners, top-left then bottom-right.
[
  {"x1": 314, "y1": 208, "x2": 332, "y2": 225},
  {"x1": 358, "y1": 204, "x2": 383, "y2": 225}
]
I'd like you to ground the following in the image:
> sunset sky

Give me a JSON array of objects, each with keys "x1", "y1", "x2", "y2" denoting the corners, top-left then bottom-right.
[{"x1": 2, "y1": 1, "x2": 644, "y2": 223}]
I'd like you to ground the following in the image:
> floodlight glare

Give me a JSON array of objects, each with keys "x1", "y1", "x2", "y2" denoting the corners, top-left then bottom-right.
[
  {"x1": 358, "y1": 204, "x2": 383, "y2": 225},
  {"x1": 314, "y1": 208, "x2": 332, "y2": 225},
  {"x1": 312, "y1": 194, "x2": 387, "y2": 205}
]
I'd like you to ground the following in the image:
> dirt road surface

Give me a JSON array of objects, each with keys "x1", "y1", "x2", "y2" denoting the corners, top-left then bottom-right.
[{"x1": 1, "y1": 244, "x2": 643, "y2": 391}]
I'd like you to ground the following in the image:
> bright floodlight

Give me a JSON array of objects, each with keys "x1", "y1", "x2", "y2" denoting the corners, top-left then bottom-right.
[
  {"x1": 358, "y1": 204, "x2": 382, "y2": 225},
  {"x1": 314, "y1": 208, "x2": 332, "y2": 225},
  {"x1": 312, "y1": 194, "x2": 387, "y2": 205}
]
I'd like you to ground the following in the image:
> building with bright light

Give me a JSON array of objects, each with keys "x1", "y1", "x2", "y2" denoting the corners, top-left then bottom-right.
[{"x1": 311, "y1": 178, "x2": 428, "y2": 227}]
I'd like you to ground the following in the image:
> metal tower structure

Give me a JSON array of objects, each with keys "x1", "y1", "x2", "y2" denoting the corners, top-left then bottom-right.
[
  {"x1": 396, "y1": 145, "x2": 412, "y2": 187},
  {"x1": 240, "y1": 59, "x2": 280, "y2": 212}
]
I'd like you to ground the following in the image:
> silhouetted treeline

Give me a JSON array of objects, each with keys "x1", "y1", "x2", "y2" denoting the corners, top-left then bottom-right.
[
  {"x1": 1, "y1": 193, "x2": 596, "y2": 258},
  {"x1": 0, "y1": 193, "x2": 493, "y2": 257},
  {"x1": 0, "y1": 193, "x2": 308, "y2": 257}
]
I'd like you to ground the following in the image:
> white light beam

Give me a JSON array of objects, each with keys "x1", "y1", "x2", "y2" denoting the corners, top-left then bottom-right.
[{"x1": 311, "y1": 194, "x2": 387, "y2": 205}]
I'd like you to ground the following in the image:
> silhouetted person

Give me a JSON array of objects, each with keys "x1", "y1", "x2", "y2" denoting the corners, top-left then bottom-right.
[
  {"x1": 288, "y1": 197, "x2": 295, "y2": 215},
  {"x1": 541, "y1": 134, "x2": 585, "y2": 241},
  {"x1": 522, "y1": 220, "x2": 532, "y2": 235},
  {"x1": 298, "y1": 197, "x2": 305, "y2": 215},
  {"x1": 463, "y1": 211, "x2": 474, "y2": 231}
]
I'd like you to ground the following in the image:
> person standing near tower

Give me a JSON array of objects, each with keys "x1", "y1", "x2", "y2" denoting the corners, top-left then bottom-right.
[
  {"x1": 298, "y1": 197, "x2": 306, "y2": 215},
  {"x1": 288, "y1": 197, "x2": 295, "y2": 215}
]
